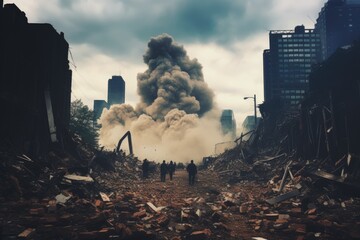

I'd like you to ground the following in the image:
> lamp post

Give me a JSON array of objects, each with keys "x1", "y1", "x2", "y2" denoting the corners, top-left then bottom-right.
[{"x1": 244, "y1": 94, "x2": 257, "y2": 127}]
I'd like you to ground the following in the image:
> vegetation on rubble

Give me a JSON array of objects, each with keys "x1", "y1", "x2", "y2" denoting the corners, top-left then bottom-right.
[{"x1": 69, "y1": 99, "x2": 98, "y2": 148}]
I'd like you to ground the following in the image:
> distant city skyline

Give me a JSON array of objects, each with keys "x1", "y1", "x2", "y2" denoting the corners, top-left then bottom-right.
[
  {"x1": 93, "y1": 75, "x2": 126, "y2": 124},
  {"x1": 4, "y1": 0, "x2": 327, "y2": 132}
]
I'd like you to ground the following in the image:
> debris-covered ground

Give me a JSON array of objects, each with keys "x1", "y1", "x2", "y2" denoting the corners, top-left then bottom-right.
[{"x1": 1, "y1": 141, "x2": 360, "y2": 240}]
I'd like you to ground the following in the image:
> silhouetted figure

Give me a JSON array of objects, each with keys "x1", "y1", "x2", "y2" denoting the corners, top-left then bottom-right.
[
  {"x1": 168, "y1": 161, "x2": 175, "y2": 180},
  {"x1": 186, "y1": 160, "x2": 197, "y2": 186},
  {"x1": 142, "y1": 159, "x2": 149, "y2": 179},
  {"x1": 173, "y1": 162, "x2": 177, "y2": 174},
  {"x1": 160, "y1": 160, "x2": 167, "y2": 182}
]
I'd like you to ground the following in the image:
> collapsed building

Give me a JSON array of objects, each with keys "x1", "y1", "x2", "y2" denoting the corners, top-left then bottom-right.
[
  {"x1": 0, "y1": 3, "x2": 72, "y2": 157},
  {"x1": 216, "y1": 39, "x2": 360, "y2": 213},
  {"x1": 257, "y1": 41, "x2": 360, "y2": 178},
  {"x1": 201, "y1": 42, "x2": 360, "y2": 240},
  {"x1": 300, "y1": 42, "x2": 360, "y2": 179}
]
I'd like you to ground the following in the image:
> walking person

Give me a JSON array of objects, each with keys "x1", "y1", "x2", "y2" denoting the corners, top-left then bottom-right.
[
  {"x1": 186, "y1": 160, "x2": 197, "y2": 186},
  {"x1": 142, "y1": 159, "x2": 149, "y2": 179},
  {"x1": 160, "y1": 160, "x2": 167, "y2": 182},
  {"x1": 168, "y1": 161, "x2": 175, "y2": 180},
  {"x1": 173, "y1": 162, "x2": 177, "y2": 174}
]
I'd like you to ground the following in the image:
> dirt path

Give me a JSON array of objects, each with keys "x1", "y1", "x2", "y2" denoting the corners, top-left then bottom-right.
[{"x1": 112, "y1": 169, "x2": 270, "y2": 240}]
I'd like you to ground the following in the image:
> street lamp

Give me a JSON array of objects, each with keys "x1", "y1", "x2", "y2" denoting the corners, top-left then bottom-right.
[{"x1": 244, "y1": 94, "x2": 257, "y2": 127}]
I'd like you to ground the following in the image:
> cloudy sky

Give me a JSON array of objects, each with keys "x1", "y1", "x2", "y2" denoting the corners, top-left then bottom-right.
[{"x1": 4, "y1": 0, "x2": 327, "y2": 130}]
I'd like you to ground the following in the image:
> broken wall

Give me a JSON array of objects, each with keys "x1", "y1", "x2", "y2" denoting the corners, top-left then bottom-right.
[{"x1": 0, "y1": 4, "x2": 72, "y2": 157}]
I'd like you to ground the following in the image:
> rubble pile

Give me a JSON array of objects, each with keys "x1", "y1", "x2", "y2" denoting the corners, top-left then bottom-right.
[
  {"x1": 203, "y1": 145, "x2": 360, "y2": 239},
  {"x1": 92, "y1": 152, "x2": 143, "y2": 188},
  {"x1": 202, "y1": 43, "x2": 360, "y2": 238},
  {"x1": 0, "y1": 134, "x2": 146, "y2": 239},
  {"x1": 0, "y1": 146, "x2": 245, "y2": 240}
]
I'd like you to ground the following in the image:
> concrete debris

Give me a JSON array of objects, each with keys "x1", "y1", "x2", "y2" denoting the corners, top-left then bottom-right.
[
  {"x1": 265, "y1": 189, "x2": 300, "y2": 205},
  {"x1": 200, "y1": 86, "x2": 360, "y2": 240},
  {"x1": 55, "y1": 193, "x2": 72, "y2": 204},
  {"x1": 99, "y1": 192, "x2": 110, "y2": 202},
  {"x1": 1, "y1": 104, "x2": 359, "y2": 240},
  {"x1": 64, "y1": 174, "x2": 94, "y2": 182}
]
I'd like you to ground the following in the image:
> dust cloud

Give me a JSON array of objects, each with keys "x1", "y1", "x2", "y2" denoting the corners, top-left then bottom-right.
[{"x1": 98, "y1": 34, "x2": 232, "y2": 163}]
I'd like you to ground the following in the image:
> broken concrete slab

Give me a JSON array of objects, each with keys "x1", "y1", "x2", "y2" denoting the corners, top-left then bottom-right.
[{"x1": 64, "y1": 174, "x2": 94, "y2": 182}]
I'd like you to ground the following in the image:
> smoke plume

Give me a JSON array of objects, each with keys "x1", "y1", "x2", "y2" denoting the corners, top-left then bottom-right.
[{"x1": 99, "y1": 34, "x2": 231, "y2": 163}]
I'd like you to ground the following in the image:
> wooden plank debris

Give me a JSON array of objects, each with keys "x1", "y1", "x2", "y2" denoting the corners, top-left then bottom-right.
[
  {"x1": 99, "y1": 192, "x2": 110, "y2": 202},
  {"x1": 146, "y1": 202, "x2": 161, "y2": 213},
  {"x1": 266, "y1": 189, "x2": 300, "y2": 205},
  {"x1": 18, "y1": 228, "x2": 35, "y2": 239},
  {"x1": 64, "y1": 174, "x2": 94, "y2": 182}
]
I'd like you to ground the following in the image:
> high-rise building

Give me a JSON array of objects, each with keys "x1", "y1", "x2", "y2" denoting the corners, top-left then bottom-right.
[
  {"x1": 220, "y1": 109, "x2": 236, "y2": 139},
  {"x1": 263, "y1": 25, "x2": 321, "y2": 107},
  {"x1": 315, "y1": 0, "x2": 360, "y2": 60},
  {"x1": 108, "y1": 75, "x2": 125, "y2": 106},
  {"x1": 93, "y1": 100, "x2": 108, "y2": 123}
]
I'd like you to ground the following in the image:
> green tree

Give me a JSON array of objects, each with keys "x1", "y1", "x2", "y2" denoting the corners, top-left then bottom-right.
[{"x1": 69, "y1": 99, "x2": 98, "y2": 148}]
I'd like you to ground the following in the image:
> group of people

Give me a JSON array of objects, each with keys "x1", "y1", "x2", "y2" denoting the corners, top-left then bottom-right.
[
  {"x1": 160, "y1": 160, "x2": 176, "y2": 182},
  {"x1": 141, "y1": 159, "x2": 198, "y2": 185}
]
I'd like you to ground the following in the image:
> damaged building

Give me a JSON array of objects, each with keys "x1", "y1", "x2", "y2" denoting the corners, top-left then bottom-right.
[
  {"x1": 300, "y1": 41, "x2": 360, "y2": 177},
  {"x1": 256, "y1": 41, "x2": 360, "y2": 183},
  {"x1": 0, "y1": 3, "x2": 72, "y2": 157}
]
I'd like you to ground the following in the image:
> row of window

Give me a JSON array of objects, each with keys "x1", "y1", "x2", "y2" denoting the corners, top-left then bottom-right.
[
  {"x1": 278, "y1": 43, "x2": 319, "y2": 48},
  {"x1": 279, "y1": 48, "x2": 316, "y2": 53},
  {"x1": 283, "y1": 95, "x2": 304, "y2": 100},
  {"x1": 283, "y1": 79, "x2": 309, "y2": 83},
  {"x1": 279, "y1": 63, "x2": 312, "y2": 69},
  {"x1": 290, "y1": 100, "x2": 300, "y2": 105},
  {"x1": 279, "y1": 70, "x2": 309, "y2": 76},
  {"x1": 284, "y1": 58, "x2": 314, "y2": 63},
  {"x1": 279, "y1": 38, "x2": 320, "y2": 42},
  {"x1": 279, "y1": 53, "x2": 316, "y2": 58},
  {"x1": 281, "y1": 89, "x2": 306, "y2": 94},
  {"x1": 279, "y1": 69, "x2": 312, "y2": 74},
  {"x1": 280, "y1": 59, "x2": 313, "y2": 63},
  {"x1": 281, "y1": 33, "x2": 318, "y2": 38},
  {"x1": 280, "y1": 73, "x2": 309, "y2": 78}
]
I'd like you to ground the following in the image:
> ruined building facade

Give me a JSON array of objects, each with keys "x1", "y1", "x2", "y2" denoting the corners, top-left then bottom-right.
[{"x1": 0, "y1": 4, "x2": 72, "y2": 156}]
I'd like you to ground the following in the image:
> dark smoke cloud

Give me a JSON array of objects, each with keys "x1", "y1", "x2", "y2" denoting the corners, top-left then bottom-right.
[
  {"x1": 99, "y1": 34, "x2": 230, "y2": 162},
  {"x1": 137, "y1": 34, "x2": 214, "y2": 120}
]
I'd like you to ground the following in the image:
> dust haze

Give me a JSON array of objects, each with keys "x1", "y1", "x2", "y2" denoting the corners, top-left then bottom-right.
[{"x1": 98, "y1": 34, "x2": 232, "y2": 163}]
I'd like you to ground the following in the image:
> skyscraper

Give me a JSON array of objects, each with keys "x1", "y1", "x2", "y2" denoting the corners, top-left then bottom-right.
[
  {"x1": 108, "y1": 75, "x2": 125, "y2": 106},
  {"x1": 315, "y1": 0, "x2": 360, "y2": 60},
  {"x1": 93, "y1": 100, "x2": 108, "y2": 123},
  {"x1": 263, "y1": 25, "x2": 321, "y2": 107},
  {"x1": 220, "y1": 109, "x2": 236, "y2": 139}
]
